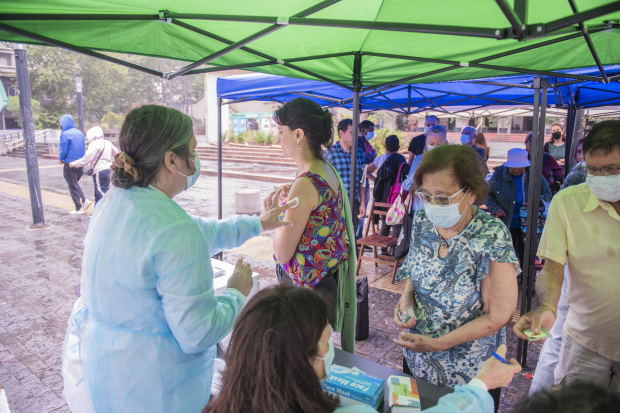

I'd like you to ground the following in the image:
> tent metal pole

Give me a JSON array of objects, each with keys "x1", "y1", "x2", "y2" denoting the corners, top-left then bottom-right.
[
  {"x1": 530, "y1": 2, "x2": 620, "y2": 37},
  {"x1": 375, "y1": 91, "x2": 408, "y2": 114},
  {"x1": 565, "y1": 107, "x2": 577, "y2": 174},
  {"x1": 216, "y1": 98, "x2": 223, "y2": 259},
  {"x1": 516, "y1": 77, "x2": 547, "y2": 367},
  {"x1": 494, "y1": 0, "x2": 524, "y2": 37},
  {"x1": 567, "y1": 0, "x2": 609, "y2": 83},
  {"x1": 467, "y1": 80, "x2": 533, "y2": 89},
  {"x1": 168, "y1": 26, "x2": 284, "y2": 79},
  {"x1": 185, "y1": 62, "x2": 276, "y2": 75},
  {"x1": 408, "y1": 85, "x2": 412, "y2": 114},
  {"x1": 167, "y1": 0, "x2": 342, "y2": 79},
  {"x1": 350, "y1": 52, "x2": 362, "y2": 215},
  {"x1": 0, "y1": 22, "x2": 164, "y2": 77},
  {"x1": 13, "y1": 43, "x2": 47, "y2": 228}
]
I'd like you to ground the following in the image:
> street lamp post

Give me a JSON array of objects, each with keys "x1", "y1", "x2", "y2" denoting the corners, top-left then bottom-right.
[
  {"x1": 75, "y1": 74, "x2": 84, "y2": 133},
  {"x1": 13, "y1": 43, "x2": 47, "y2": 228}
]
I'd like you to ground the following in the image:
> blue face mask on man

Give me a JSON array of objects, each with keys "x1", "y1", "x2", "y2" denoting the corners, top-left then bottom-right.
[
  {"x1": 460, "y1": 134, "x2": 472, "y2": 145},
  {"x1": 176, "y1": 153, "x2": 201, "y2": 190}
]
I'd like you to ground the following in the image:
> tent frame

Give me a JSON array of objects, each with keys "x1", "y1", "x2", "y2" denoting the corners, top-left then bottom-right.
[{"x1": 4, "y1": 0, "x2": 620, "y2": 367}]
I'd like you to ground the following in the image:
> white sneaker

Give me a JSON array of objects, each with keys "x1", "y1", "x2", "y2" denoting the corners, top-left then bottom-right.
[
  {"x1": 81, "y1": 199, "x2": 93, "y2": 212},
  {"x1": 70, "y1": 209, "x2": 84, "y2": 215}
]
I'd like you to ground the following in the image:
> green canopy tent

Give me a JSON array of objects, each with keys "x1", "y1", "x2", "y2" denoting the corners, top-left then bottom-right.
[{"x1": 1, "y1": 0, "x2": 619, "y2": 364}]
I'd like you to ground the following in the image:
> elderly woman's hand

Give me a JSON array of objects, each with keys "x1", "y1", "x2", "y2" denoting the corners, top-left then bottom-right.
[
  {"x1": 393, "y1": 332, "x2": 446, "y2": 353},
  {"x1": 394, "y1": 281, "x2": 417, "y2": 329}
]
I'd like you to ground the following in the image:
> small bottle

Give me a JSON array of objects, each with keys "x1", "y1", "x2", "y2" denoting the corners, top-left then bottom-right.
[{"x1": 520, "y1": 206, "x2": 528, "y2": 234}]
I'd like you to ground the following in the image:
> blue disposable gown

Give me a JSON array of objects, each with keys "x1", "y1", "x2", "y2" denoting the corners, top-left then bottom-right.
[{"x1": 61, "y1": 185, "x2": 261, "y2": 413}]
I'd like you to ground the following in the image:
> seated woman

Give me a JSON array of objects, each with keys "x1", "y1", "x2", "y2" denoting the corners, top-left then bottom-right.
[
  {"x1": 392, "y1": 144, "x2": 519, "y2": 411},
  {"x1": 204, "y1": 285, "x2": 521, "y2": 413},
  {"x1": 271, "y1": 97, "x2": 356, "y2": 352}
]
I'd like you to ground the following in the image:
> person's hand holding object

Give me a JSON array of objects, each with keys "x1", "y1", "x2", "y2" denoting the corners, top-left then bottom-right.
[
  {"x1": 513, "y1": 304, "x2": 556, "y2": 341},
  {"x1": 260, "y1": 187, "x2": 296, "y2": 231},
  {"x1": 495, "y1": 208, "x2": 506, "y2": 218},
  {"x1": 227, "y1": 258, "x2": 253, "y2": 297},
  {"x1": 475, "y1": 344, "x2": 522, "y2": 389}
]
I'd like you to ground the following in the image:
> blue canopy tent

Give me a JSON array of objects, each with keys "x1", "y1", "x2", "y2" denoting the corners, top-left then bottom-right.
[
  {"x1": 218, "y1": 65, "x2": 620, "y2": 113},
  {"x1": 217, "y1": 68, "x2": 620, "y2": 366}
]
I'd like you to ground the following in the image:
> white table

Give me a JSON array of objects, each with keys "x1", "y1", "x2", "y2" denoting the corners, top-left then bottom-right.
[{"x1": 211, "y1": 258, "x2": 260, "y2": 299}]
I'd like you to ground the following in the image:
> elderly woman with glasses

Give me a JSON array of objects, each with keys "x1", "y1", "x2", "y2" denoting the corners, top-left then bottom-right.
[{"x1": 392, "y1": 144, "x2": 519, "y2": 410}]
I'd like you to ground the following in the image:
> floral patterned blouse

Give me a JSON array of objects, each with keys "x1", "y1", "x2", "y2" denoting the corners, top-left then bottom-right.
[
  {"x1": 395, "y1": 206, "x2": 519, "y2": 389},
  {"x1": 275, "y1": 171, "x2": 348, "y2": 288}
]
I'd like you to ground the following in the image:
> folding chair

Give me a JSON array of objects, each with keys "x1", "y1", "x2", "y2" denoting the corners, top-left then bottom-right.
[{"x1": 356, "y1": 199, "x2": 405, "y2": 283}]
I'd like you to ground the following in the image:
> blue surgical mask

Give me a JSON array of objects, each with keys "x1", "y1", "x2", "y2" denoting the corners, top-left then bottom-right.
[
  {"x1": 424, "y1": 188, "x2": 469, "y2": 229},
  {"x1": 424, "y1": 126, "x2": 430, "y2": 135},
  {"x1": 315, "y1": 337, "x2": 335, "y2": 378},
  {"x1": 366, "y1": 131, "x2": 375, "y2": 140},
  {"x1": 460, "y1": 134, "x2": 471, "y2": 145},
  {"x1": 176, "y1": 153, "x2": 201, "y2": 190}
]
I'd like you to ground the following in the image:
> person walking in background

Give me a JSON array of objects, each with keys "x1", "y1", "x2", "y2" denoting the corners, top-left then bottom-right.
[
  {"x1": 461, "y1": 126, "x2": 489, "y2": 175},
  {"x1": 525, "y1": 132, "x2": 564, "y2": 194},
  {"x1": 70, "y1": 126, "x2": 120, "y2": 204},
  {"x1": 401, "y1": 125, "x2": 449, "y2": 216},
  {"x1": 407, "y1": 115, "x2": 439, "y2": 164},
  {"x1": 356, "y1": 120, "x2": 377, "y2": 238},
  {"x1": 58, "y1": 114, "x2": 91, "y2": 215},
  {"x1": 544, "y1": 122, "x2": 567, "y2": 165},
  {"x1": 357, "y1": 119, "x2": 377, "y2": 165},
  {"x1": 325, "y1": 119, "x2": 367, "y2": 238},
  {"x1": 561, "y1": 137, "x2": 587, "y2": 190},
  {"x1": 476, "y1": 131, "x2": 491, "y2": 175},
  {"x1": 366, "y1": 135, "x2": 409, "y2": 244},
  {"x1": 485, "y1": 148, "x2": 551, "y2": 267}
]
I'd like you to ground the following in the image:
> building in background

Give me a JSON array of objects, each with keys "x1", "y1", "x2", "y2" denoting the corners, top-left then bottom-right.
[{"x1": 0, "y1": 44, "x2": 17, "y2": 130}]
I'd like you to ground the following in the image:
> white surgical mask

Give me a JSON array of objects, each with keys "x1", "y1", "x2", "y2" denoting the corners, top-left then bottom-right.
[
  {"x1": 176, "y1": 154, "x2": 201, "y2": 190},
  {"x1": 314, "y1": 338, "x2": 335, "y2": 378},
  {"x1": 424, "y1": 125, "x2": 430, "y2": 135},
  {"x1": 426, "y1": 144, "x2": 436, "y2": 151},
  {"x1": 424, "y1": 188, "x2": 469, "y2": 229},
  {"x1": 366, "y1": 131, "x2": 375, "y2": 140},
  {"x1": 460, "y1": 134, "x2": 471, "y2": 145},
  {"x1": 586, "y1": 174, "x2": 620, "y2": 202}
]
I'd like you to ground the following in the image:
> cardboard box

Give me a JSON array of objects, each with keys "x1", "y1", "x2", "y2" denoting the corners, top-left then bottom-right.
[
  {"x1": 388, "y1": 375, "x2": 421, "y2": 412},
  {"x1": 322, "y1": 365, "x2": 385, "y2": 410}
]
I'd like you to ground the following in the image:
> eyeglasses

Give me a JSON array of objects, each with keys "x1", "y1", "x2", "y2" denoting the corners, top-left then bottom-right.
[
  {"x1": 578, "y1": 165, "x2": 620, "y2": 177},
  {"x1": 429, "y1": 125, "x2": 446, "y2": 131},
  {"x1": 416, "y1": 187, "x2": 468, "y2": 206}
]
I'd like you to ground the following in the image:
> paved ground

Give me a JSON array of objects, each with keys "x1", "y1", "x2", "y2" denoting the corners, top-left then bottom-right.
[{"x1": 0, "y1": 156, "x2": 541, "y2": 412}]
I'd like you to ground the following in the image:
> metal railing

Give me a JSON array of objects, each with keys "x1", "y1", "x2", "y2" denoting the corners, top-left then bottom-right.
[{"x1": 0, "y1": 130, "x2": 22, "y2": 141}]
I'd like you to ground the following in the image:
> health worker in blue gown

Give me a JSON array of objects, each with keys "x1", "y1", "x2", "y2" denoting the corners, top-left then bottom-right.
[{"x1": 61, "y1": 105, "x2": 295, "y2": 413}]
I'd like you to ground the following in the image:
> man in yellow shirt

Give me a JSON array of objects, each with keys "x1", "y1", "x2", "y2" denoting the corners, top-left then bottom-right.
[{"x1": 514, "y1": 121, "x2": 620, "y2": 391}]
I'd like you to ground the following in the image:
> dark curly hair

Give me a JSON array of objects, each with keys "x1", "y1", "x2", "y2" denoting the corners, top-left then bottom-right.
[
  {"x1": 273, "y1": 98, "x2": 333, "y2": 160},
  {"x1": 515, "y1": 381, "x2": 620, "y2": 413},
  {"x1": 111, "y1": 105, "x2": 193, "y2": 189}
]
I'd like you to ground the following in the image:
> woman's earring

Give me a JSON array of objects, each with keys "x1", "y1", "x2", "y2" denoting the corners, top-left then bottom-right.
[{"x1": 296, "y1": 141, "x2": 301, "y2": 150}]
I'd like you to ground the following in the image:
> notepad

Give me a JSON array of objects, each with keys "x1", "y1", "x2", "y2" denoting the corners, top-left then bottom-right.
[{"x1": 389, "y1": 376, "x2": 421, "y2": 412}]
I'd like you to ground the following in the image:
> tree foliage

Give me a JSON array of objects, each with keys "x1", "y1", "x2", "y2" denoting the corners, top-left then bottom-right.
[{"x1": 23, "y1": 45, "x2": 204, "y2": 129}]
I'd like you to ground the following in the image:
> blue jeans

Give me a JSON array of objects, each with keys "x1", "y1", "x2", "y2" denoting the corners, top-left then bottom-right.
[{"x1": 93, "y1": 169, "x2": 111, "y2": 203}]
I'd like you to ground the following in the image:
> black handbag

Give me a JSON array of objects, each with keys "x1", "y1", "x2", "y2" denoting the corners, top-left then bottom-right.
[
  {"x1": 393, "y1": 203, "x2": 414, "y2": 260},
  {"x1": 355, "y1": 277, "x2": 369, "y2": 341},
  {"x1": 85, "y1": 141, "x2": 105, "y2": 176}
]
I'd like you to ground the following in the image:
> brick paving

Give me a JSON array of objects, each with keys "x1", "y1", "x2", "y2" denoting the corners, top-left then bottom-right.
[{"x1": 0, "y1": 156, "x2": 542, "y2": 412}]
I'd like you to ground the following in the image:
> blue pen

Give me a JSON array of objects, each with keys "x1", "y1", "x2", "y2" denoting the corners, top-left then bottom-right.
[{"x1": 492, "y1": 351, "x2": 511, "y2": 365}]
